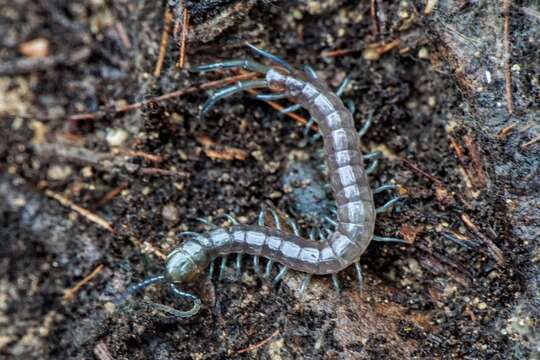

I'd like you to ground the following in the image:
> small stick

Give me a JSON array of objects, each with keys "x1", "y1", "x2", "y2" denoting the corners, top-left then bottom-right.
[
  {"x1": 94, "y1": 181, "x2": 129, "y2": 209},
  {"x1": 68, "y1": 72, "x2": 258, "y2": 121},
  {"x1": 236, "y1": 329, "x2": 280, "y2": 354},
  {"x1": 460, "y1": 214, "x2": 505, "y2": 265},
  {"x1": 62, "y1": 264, "x2": 104, "y2": 301},
  {"x1": 521, "y1": 133, "x2": 540, "y2": 149},
  {"x1": 115, "y1": 22, "x2": 131, "y2": 49},
  {"x1": 139, "y1": 167, "x2": 189, "y2": 177},
  {"x1": 321, "y1": 48, "x2": 359, "y2": 58},
  {"x1": 45, "y1": 189, "x2": 114, "y2": 232},
  {"x1": 154, "y1": 7, "x2": 173, "y2": 77},
  {"x1": 176, "y1": 6, "x2": 189, "y2": 68},
  {"x1": 448, "y1": 135, "x2": 475, "y2": 188},
  {"x1": 502, "y1": 0, "x2": 513, "y2": 115},
  {"x1": 401, "y1": 158, "x2": 444, "y2": 185},
  {"x1": 118, "y1": 149, "x2": 163, "y2": 163},
  {"x1": 497, "y1": 122, "x2": 516, "y2": 139},
  {"x1": 463, "y1": 134, "x2": 487, "y2": 187}
]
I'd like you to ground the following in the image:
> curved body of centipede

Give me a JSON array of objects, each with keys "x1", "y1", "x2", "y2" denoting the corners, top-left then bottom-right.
[{"x1": 121, "y1": 44, "x2": 403, "y2": 318}]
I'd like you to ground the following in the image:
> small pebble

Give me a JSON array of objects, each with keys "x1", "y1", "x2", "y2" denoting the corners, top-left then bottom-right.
[
  {"x1": 47, "y1": 165, "x2": 72, "y2": 180},
  {"x1": 162, "y1": 203, "x2": 179, "y2": 223},
  {"x1": 106, "y1": 128, "x2": 128, "y2": 147}
]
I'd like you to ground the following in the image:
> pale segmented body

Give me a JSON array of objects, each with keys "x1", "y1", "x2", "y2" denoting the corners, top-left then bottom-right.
[{"x1": 125, "y1": 44, "x2": 401, "y2": 318}]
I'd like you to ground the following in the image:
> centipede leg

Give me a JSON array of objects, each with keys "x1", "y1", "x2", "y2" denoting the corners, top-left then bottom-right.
[
  {"x1": 208, "y1": 260, "x2": 215, "y2": 280},
  {"x1": 254, "y1": 93, "x2": 286, "y2": 101},
  {"x1": 373, "y1": 184, "x2": 399, "y2": 194},
  {"x1": 218, "y1": 256, "x2": 228, "y2": 280},
  {"x1": 354, "y1": 262, "x2": 364, "y2": 289},
  {"x1": 357, "y1": 111, "x2": 374, "y2": 138},
  {"x1": 364, "y1": 151, "x2": 382, "y2": 175},
  {"x1": 201, "y1": 80, "x2": 269, "y2": 115},
  {"x1": 375, "y1": 197, "x2": 401, "y2": 214},
  {"x1": 252, "y1": 207, "x2": 267, "y2": 275},
  {"x1": 235, "y1": 253, "x2": 242, "y2": 279},
  {"x1": 299, "y1": 274, "x2": 312, "y2": 296},
  {"x1": 272, "y1": 266, "x2": 288, "y2": 286},
  {"x1": 331, "y1": 274, "x2": 341, "y2": 294},
  {"x1": 264, "y1": 208, "x2": 283, "y2": 278},
  {"x1": 373, "y1": 235, "x2": 407, "y2": 243}
]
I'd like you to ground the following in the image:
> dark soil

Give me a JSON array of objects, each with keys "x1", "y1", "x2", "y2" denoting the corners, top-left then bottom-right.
[{"x1": 1, "y1": 1, "x2": 538, "y2": 359}]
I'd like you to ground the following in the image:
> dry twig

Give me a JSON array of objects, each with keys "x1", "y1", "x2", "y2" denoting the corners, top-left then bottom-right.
[
  {"x1": 62, "y1": 264, "x2": 104, "y2": 301},
  {"x1": 154, "y1": 7, "x2": 173, "y2": 77},
  {"x1": 45, "y1": 189, "x2": 114, "y2": 232},
  {"x1": 236, "y1": 329, "x2": 280, "y2": 354}
]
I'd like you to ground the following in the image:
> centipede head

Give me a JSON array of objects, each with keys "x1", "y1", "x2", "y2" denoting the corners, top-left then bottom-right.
[{"x1": 165, "y1": 240, "x2": 209, "y2": 284}]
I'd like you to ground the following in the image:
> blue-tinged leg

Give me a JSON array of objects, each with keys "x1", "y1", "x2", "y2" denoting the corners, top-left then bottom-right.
[
  {"x1": 264, "y1": 208, "x2": 283, "y2": 278},
  {"x1": 299, "y1": 274, "x2": 312, "y2": 296},
  {"x1": 303, "y1": 65, "x2": 318, "y2": 79},
  {"x1": 191, "y1": 59, "x2": 270, "y2": 74},
  {"x1": 373, "y1": 235, "x2": 408, "y2": 243},
  {"x1": 335, "y1": 75, "x2": 352, "y2": 97},
  {"x1": 272, "y1": 266, "x2": 288, "y2": 286},
  {"x1": 235, "y1": 253, "x2": 242, "y2": 279},
  {"x1": 364, "y1": 151, "x2": 382, "y2": 175},
  {"x1": 272, "y1": 218, "x2": 301, "y2": 286},
  {"x1": 375, "y1": 197, "x2": 401, "y2": 214},
  {"x1": 208, "y1": 261, "x2": 215, "y2": 280},
  {"x1": 219, "y1": 256, "x2": 228, "y2": 280},
  {"x1": 299, "y1": 230, "x2": 317, "y2": 296},
  {"x1": 354, "y1": 262, "x2": 364, "y2": 289},
  {"x1": 201, "y1": 79, "x2": 268, "y2": 115},
  {"x1": 253, "y1": 93, "x2": 287, "y2": 101},
  {"x1": 246, "y1": 42, "x2": 294, "y2": 72},
  {"x1": 357, "y1": 111, "x2": 374, "y2": 138},
  {"x1": 194, "y1": 217, "x2": 218, "y2": 229},
  {"x1": 331, "y1": 274, "x2": 341, "y2": 294},
  {"x1": 373, "y1": 184, "x2": 399, "y2": 194}
]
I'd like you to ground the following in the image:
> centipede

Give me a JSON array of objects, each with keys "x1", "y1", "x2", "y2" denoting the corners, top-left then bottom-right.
[{"x1": 119, "y1": 43, "x2": 404, "y2": 318}]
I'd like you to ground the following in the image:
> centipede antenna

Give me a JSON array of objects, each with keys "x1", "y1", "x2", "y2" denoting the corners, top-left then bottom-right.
[
  {"x1": 150, "y1": 283, "x2": 201, "y2": 318},
  {"x1": 191, "y1": 59, "x2": 270, "y2": 74},
  {"x1": 253, "y1": 93, "x2": 286, "y2": 101},
  {"x1": 354, "y1": 262, "x2": 364, "y2": 289},
  {"x1": 335, "y1": 75, "x2": 352, "y2": 97},
  {"x1": 331, "y1": 274, "x2": 341, "y2": 294},
  {"x1": 201, "y1": 79, "x2": 268, "y2": 116},
  {"x1": 235, "y1": 253, "x2": 243, "y2": 279},
  {"x1": 246, "y1": 42, "x2": 294, "y2": 72},
  {"x1": 373, "y1": 235, "x2": 408, "y2": 243},
  {"x1": 178, "y1": 231, "x2": 203, "y2": 238},
  {"x1": 299, "y1": 274, "x2": 312, "y2": 296},
  {"x1": 219, "y1": 256, "x2": 228, "y2": 280},
  {"x1": 272, "y1": 266, "x2": 288, "y2": 286},
  {"x1": 357, "y1": 111, "x2": 374, "y2": 138},
  {"x1": 113, "y1": 274, "x2": 166, "y2": 306},
  {"x1": 375, "y1": 197, "x2": 401, "y2": 214}
]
